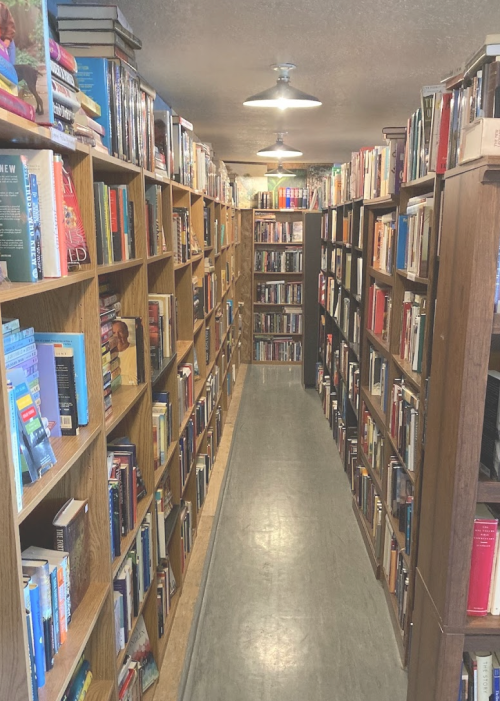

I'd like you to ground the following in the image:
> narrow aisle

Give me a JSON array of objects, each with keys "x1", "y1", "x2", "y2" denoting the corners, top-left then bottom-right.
[{"x1": 181, "y1": 366, "x2": 407, "y2": 701}]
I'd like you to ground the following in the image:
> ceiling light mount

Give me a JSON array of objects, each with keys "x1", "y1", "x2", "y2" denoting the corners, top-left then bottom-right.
[
  {"x1": 257, "y1": 132, "x2": 303, "y2": 158},
  {"x1": 243, "y1": 64, "x2": 321, "y2": 110},
  {"x1": 264, "y1": 162, "x2": 297, "y2": 178}
]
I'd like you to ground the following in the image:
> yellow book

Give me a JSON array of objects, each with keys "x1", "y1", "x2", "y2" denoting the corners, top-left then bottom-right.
[
  {"x1": 76, "y1": 669, "x2": 93, "y2": 700},
  {"x1": 76, "y1": 90, "x2": 101, "y2": 118},
  {"x1": 0, "y1": 74, "x2": 18, "y2": 95}
]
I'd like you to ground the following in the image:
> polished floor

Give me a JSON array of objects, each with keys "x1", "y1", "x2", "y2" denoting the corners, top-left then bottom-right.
[{"x1": 179, "y1": 366, "x2": 408, "y2": 701}]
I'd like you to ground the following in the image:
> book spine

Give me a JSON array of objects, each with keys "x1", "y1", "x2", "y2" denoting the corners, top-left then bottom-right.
[
  {"x1": 467, "y1": 519, "x2": 499, "y2": 615},
  {"x1": 49, "y1": 38, "x2": 78, "y2": 74},
  {"x1": 29, "y1": 174, "x2": 43, "y2": 280},
  {"x1": 53, "y1": 155, "x2": 69, "y2": 276},
  {"x1": 54, "y1": 350, "x2": 79, "y2": 436},
  {"x1": 28, "y1": 584, "x2": 45, "y2": 689}
]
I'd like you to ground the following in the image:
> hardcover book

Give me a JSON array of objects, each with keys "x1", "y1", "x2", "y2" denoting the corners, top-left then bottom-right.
[
  {"x1": 53, "y1": 498, "x2": 90, "y2": 613},
  {"x1": 125, "y1": 614, "x2": 159, "y2": 692}
]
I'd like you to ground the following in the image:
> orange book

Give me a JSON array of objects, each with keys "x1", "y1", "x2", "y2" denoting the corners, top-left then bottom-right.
[
  {"x1": 279, "y1": 187, "x2": 285, "y2": 209},
  {"x1": 57, "y1": 564, "x2": 67, "y2": 643},
  {"x1": 53, "y1": 155, "x2": 68, "y2": 276}
]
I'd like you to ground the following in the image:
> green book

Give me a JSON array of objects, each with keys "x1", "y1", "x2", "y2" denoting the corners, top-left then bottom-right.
[{"x1": 0, "y1": 154, "x2": 37, "y2": 282}]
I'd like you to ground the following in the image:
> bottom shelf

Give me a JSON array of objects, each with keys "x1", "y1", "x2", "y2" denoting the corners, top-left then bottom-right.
[
  {"x1": 380, "y1": 571, "x2": 406, "y2": 663},
  {"x1": 157, "y1": 588, "x2": 181, "y2": 668}
]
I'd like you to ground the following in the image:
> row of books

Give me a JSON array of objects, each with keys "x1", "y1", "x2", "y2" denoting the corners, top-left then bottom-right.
[
  {"x1": 383, "y1": 521, "x2": 410, "y2": 632},
  {"x1": 145, "y1": 183, "x2": 166, "y2": 257},
  {"x1": 254, "y1": 218, "x2": 303, "y2": 243},
  {"x1": 99, "y1": 279, "x2": 121, "y2": 417},
  {"x1": 255, "y1": 188, "x2": 311, "y2": 210},
  {"x1": 368, "y1": 345, "x2": 390, "y2": 413},
  {"x1": 253, "y1": 310, "x2": 303, "y2": 334},
  {"x1": 0, "y1": 151, "x2": 90, "y2": 282},
  {"x1": 400, "y1": 292, "x2": 426, "y2": 374},
  {"x1": 397, "y1": 196, "x2": 433, "y2": 279},
  {"x1": 352, "y1": 466, "x2": 383, "y2": 556},
  {"x1": 481, "y1": 371, "x2": 500, "y2": 481},
  {"x1": 172, "y1": 207, "x2": 191, "y2": 264},
  {"x1": 149, "y1": 293, "x2": 176, "y2": 373},
  {"x1": 254, "y1": 248, "x2": 303, "y2": 273},
  {"x1": 253, "y1": 337, "x2": 302, "y2": 362},
  {"x1": 22, "y1": 497, "x2": 90, "y2": 693},
  {"x1": 367, "y1": 283, "x2": 391, "y2": 341},
  {"x1": 254, "y1": 281, "x2": 303, "y2": 304},
  {"x1": 372, "y1": 212, "x2": 396, "y2": 275},
  {"x1": 117, "y1": 615, "x2": 159, "y2": 699},
  {"x1": 460, "y1": 650, "x2": 500, "y2": 701},
  {"x1": 113, "y1": 512, "x2": 154, "y2": 654},
  {"x1": 387, "y1": 458, "x2": 413, "y2": 556},
  {"x1": 179, "y1": 417, "x2": 195, "y2": 490},
  {"x1": 152, "y1": 392, "x2": 173, "y2": 471},
  {"x1": 94, "y1": 182, "x2": 136, "y2": 264},
  {"x1": 204, "y1": 258, "x2": 217, "y2": 313},
  {"x1": 178, "y1": 364, "x2": 194, "y2": 424},
  {"x1": 180, "y1": 500, "x2": 193, "y2": 574},
  {"x1": 360, "y1": 402, "x2": 385, "y2": 478},
  {"x1": 388, "y1": 381, "x2": 419, "y2": 473}
]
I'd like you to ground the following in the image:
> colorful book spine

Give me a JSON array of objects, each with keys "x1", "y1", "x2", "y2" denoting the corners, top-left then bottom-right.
[{"x1": 467, "y1": 510, "x2": 499, "y2": 615}]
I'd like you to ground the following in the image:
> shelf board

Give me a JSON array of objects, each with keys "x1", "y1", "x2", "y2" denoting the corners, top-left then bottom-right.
[
  {"x1": 164, "y1": 505, "x2": 181, "y2": 549},
  {"x1": 177, "y1": 340, "x2": 193, "y2": 363},
  {"x1": 154, "y1": 440, "x2": 179, "y2": 489},
  {"x1": 254, "y1": 208, "x2": 308, "y2": 213},
  {"x1": 392, "y1": 354, "x2": 422, "y2": 391},
  {"x1": 254, "y1": 241, "x2": 304, "y2": 246},
  {"x1": 252, "y1": 331, "x2": 303, "y2": 336},
  {"x1": 91, "y1": 150, "x2": 141, "y2": 174},
  {"x1": 194, "y1": 318, "x2": 204, "y2": 335},
  {"x1": 364, "y1": 194, "x2": 399, "y2": 209},
  {"x1": 252, "y1": 360, "x2": 302, "y2": 365},
  {"x1": 360, "y1": 385, "x2": 387, "y2": 428},
  {"x1": 147, "y1": 251, "x2": 173, "y2": 264},
  {"x1": 0, "y1": 268, "x2": 94, "y2": 304},
  {"x1": 112, "y1": 495, "x2": 154, "y2": 579},
  {"x1": 156, "y1": 588, "x2": 181, "y2": 669},
  {"x1": 143, "y1": 168, "x2": 169, "y2": 184},
  {"x1": 85, "y1": 680, "x2": 115, "y2": 701},
  {"x1": 368, "y1": 266, "x2": 394, "y2": 286},
  {"x1": 38, "y1": 582, "x2": 109, "y2": 701},
  {"x1": 180, "y1": 462, "x2": 195, "y2": 498},
  {"x1": 18, "y1": 422, "x2": 102, "y2": 524},
  {"x1": 477, "y1": 473, "x2": 500, "y2": 502},
  {"x1": 385, "y1": 431, "x2": 415, "y2": 484},
  {"x1": 351, "y1": 495, "x2": 379, "y2": 577},
  {"x1": 365, "y1": 328, "x2": 390, "y2": 357},
  {"x1": 116, "y1": 584, "x2": 153, "y2": 670},
  {"x1": 174, "y1": 259, "x2": 191, "y2": 270},
  {"x1": 205, "y1": 306, "x2": 216, "y2": 321},
  {"x1": 380, "y1": 574, "x2": 406, "y2": 662},
  {"x1": 0, "y1": 106, "x2": 81, "y2": 151},
  {"x1": 179, "y1": 405, "x2": 194, "y2": 435},
  {"x1": 253, "y1": 302, "x2": 303, "y2": 307},
  {"x1": 465, "y1": 615, "x2": 500, "y2": 634},
  {"x1": 191, "y1": 253, "x2": 204, "y2": 264},
  {"x1": 105, "y1": 384, "x2": 148, "y2": 435},
  {"x1": 385, "y1": 509, "x2": 411, "y2": 569},
  {"x1": 254, "y1": 271, "x2": 303, "y2": 276},
  {"x1": 396, "y1": 269, "x2": 429, "y2": 286},
  {"x1": 171, "y1": 181, "x2": 191, "y2": 193},
  {"x1": 151, "y1": 354, "x2": 177, "y2": 385},
  {"x1": 98, "y1": 259, "x2": 143, "y2": 275},
  {"x1": 401, "y1": 172, "x2": 436, "y2": 191}
]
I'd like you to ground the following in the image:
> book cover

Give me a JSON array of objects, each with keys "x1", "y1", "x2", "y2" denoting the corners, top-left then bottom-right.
[
  {"x1": 126, "y1": 614, "x2": 159, "y2": 692},
  {"x1": 7, "y1": 368, "x2": 56, "y2": 483},
  {"x1": 22, "y1": 559, "x2": 53, "y2": 671},
  {"x1": 7, "y1": 380, "x2": 22, "y2": 511},
  {"x1": 1, "y1": 0, "x2": 53, "y2": 124},
  {"x1": 53, "y1": 154, "x2": 68, "y2": 277},
  {"x1": 76, "y1": 57, "x2": 111, "y2": 152},
  {"x1": 28, "y1": 581, "x2": 45, "y2": 688},
  {"x1": 0, "y1": 153, "x2": 37, "y2": 282},
  {"x1": 36, "y1": 342, "x2": 62, "y2": 437},
  {"x1": 467, "y1": 504, "x2": 499, "y2": 615},
  {"x1": 53, "y1": 498, "x2": 90, "y2": 613},
  {"x1": 113, "y1": 317, "x2": 142, "y2": 385},
  {"x1": 34, "y1": 332, "x2": 88, "y2": 426},
  {"x1": 62, "y1": 163, "x2": 90, "y2": 269},
  {"x1": 22, "y1": 545, "x2": 69, "y2": 639},
  {"x1": 50, "y1": 345, "x2": 79, "y2": 436}
]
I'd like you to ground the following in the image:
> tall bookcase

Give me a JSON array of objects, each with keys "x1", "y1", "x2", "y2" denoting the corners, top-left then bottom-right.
[
  {"x1": 407, "y1": 158, "x2": 500, "y2": 701},
  {"x1": 0, "y1": 109, "x2": 244, "y2": 701},
  {"x1": 242, "y1": 208, "x2": 319, "y2": 366},
  {"x1": 317, "y1": 174, "x2": 443, "y2": 666}
]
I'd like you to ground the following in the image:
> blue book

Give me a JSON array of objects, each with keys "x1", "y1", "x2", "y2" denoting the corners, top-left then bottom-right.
[
  {"x1": 36, "y1": 343, "x2": 62, "y2": 438},
  {"x1": 67, "y1": 659, "x2": 91, "y2": 701},
  {"x1": 4, "y1": 327, "x2": 34, "y2": 352},
  {"x1": 30, "y1": 174, "x2": 43, "y2": 280},
  {"x1": 22, "y1": 559, "x2": 53, "y2": 671},
  {"x1": 34, "y1": 333, "x2": 88, "y2": 426},
  {"x1": 28, "y1": 582, "x2": 46, "y2": 688},
  {"x1": 24, "y1": 582, "x2": 39, "y2": 700},
  {"x1": 396, "y1": 215, "x2": 408, "y2": 270},
  {"x1": 76, "y1": 58, "x2": 111, "y2": 152},
  {"x1": 494, "y1": 653, "x2": 500, "y2": 701},
  {"x1": 7, "y1": 381, "x2": 22, "y2": 512},
  {"x1": 0, "y1": 55, "x2": 18, "y2": 85},
  {"x1": 48, "y1": 565, "x2": 60, "y2": 654},
  {"x1": 285, "y1": 187, "x2": 291, "y2": 208}
]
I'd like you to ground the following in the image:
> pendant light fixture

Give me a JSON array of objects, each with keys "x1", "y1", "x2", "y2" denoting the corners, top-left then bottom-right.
[
  {"x1": 257, "y1": 133, "x2": 303, "y2": 159},
  {"x1": 244, "y1": 64, "x2": 321, "y2": 110},
  {"x1": 264, "y1": 162, "x2": 297, "y2": 178}
]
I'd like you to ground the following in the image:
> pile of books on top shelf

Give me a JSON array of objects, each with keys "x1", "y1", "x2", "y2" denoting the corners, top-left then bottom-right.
[{"x1": 22, "y1": 497, "x2": 90, "y2": 696}]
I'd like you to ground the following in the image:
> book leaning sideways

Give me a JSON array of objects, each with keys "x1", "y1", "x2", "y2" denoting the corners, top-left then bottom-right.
[{"x1": 7, "y1": 368, "x2": 56, "y2": 485}]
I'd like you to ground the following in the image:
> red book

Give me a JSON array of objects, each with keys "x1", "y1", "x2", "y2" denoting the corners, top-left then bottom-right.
[
  {"x1": 49, "y1": 38, "x2": 78, "y2": 74},
  {"x1": 467, "y1": 505, "x2": 498, "y2": 616},
  {"x1": 53, "y1": 155, "x2": 68, "y2": 276},
  {"x1": 373, "y1": 289, "x2": 386, "y2": 335},
  {"x1": 0, "y1": 88, "x2": 36, "y2": 122},
  {"x1": 368, "y1": 285, "x2": 374, "y2": 330},
  {"x1": 436, "y1": 93, "x2": 452, "y2": 174}
]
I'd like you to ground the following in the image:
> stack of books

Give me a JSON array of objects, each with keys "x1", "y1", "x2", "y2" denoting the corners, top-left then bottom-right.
[{"x1": 50, "y1": 39, "x2": 80, "y2": 138}]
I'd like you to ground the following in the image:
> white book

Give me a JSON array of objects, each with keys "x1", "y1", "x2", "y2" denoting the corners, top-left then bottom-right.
[
  {"x1": 476, "y1": 652, "x2": 493, "y2": 701},
  {"x1": 489, "y1": 525, "x2": 500, "y2": 614}
]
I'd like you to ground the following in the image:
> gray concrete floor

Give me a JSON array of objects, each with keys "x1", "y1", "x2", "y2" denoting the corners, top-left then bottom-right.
[{"x1": 180, "y1": 365, "x2": 408, "y2": 701}]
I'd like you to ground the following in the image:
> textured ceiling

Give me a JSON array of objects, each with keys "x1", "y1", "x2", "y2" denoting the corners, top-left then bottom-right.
[{"x1": 116, "y1": 0, "x2": 500, "y2": 163}]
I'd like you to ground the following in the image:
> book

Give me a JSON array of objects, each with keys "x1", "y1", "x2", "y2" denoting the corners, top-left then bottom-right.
[
  {"x1": 56, "y1": 21, "x2": 142, "y2": 50},
  {"x1": 53, "y1": 498, "x2": 90, "y2": 613},
  {"x1": 125, "y1": 614, "x2": 159, "y2": 692},
  {"x1": 113, "y1": 317, "x2": 144, "y2": 385},
  {"x1": 36, "y1": 343, "x2": 62, "y2": 438},
  {"x1": 467, "y1": 504, "x2": 499, "y2": 615},
  {"x1": 22, "y1": 545, "x2": 69, "y2": 641},
  {"x1": 22, "y1": 558, "x2": 53, "y2": 672},
  {"x1": 34, "y1": 332, "x2": 88, "y2": 427},
  {"x1": 0, "y1": 153, "x2": 37, "y2": 282},
  {"x1": 7, "y1": 368, "x2": 56, "y2": 484},
  {"x1": 61, "y1": 164, "x2": 90, "y2": 269},
  {"x1": 57, "y1": 3, "x2": 135, "y2": 33},
  {"x1": 476, "y1": 652, "x2": 492, "y2": 701},
  {"x1": 28, "y1": 581, "x2": 45, "y2": 689},
  {"x1": 2, "y1": 0, "x2": 54, "y2": 124}
]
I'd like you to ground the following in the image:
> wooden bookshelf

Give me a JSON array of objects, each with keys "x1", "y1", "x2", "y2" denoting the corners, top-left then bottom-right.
[
  {"x1": 316, "y1": 172, "x2": 443, "y2": 666},
  {"x1": 242, "y1": 209, "x2": 320, "y2": 365},
  {"x1": 0, "y1": 111, "x2": 245, "y2": 701},
  {"x1": 407, "y1": 158, "x2": 500, "y2": 701}
]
